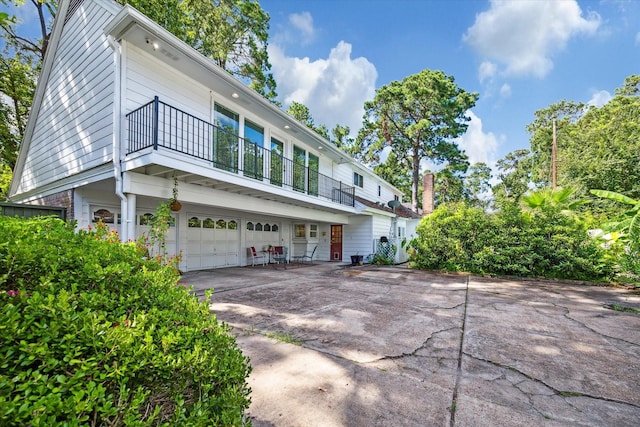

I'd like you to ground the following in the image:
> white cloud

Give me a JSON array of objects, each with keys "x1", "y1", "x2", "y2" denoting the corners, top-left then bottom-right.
[
  {"x1": 456, "y1": 110, "x2": 499, "y2": 166},
  {"x1": 288, "y1": 12, "x2": 316, "y2": 45},
  {"x1": 478, "y1": 61, "x2": 497, "y2": 83},
  {"x1": 587, "y1": 90, "x2": 612, "y2": 107},
  {"x1": 464, "y1": 0, "x2": 600, "y2": 79},
  {"x1": 268, "y1": 41, "x2": 377, "y2": 136},
  {"x1": 499, "y1": 83, "x2": 511, "y2": 98}
]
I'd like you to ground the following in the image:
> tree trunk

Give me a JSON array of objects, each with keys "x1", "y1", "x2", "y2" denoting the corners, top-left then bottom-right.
[{"x1": 411, "y1": 145, "x2": 420, "y2": 213}]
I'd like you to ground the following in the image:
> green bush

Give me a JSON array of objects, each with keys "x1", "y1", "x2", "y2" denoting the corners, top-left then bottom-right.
[
  {"x1": 409, "y1": 201, "x2": 614, "y2": 281},
  {"x1": 0, "y1": 217, "x2": 251, "y2": 426}
]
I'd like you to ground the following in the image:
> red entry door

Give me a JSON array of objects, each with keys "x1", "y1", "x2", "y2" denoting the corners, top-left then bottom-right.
[{"x1": 330, "y1": 225, "x2": 343, "y2": 261}]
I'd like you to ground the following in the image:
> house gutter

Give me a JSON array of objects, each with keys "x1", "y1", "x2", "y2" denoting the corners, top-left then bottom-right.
[{"x1": 108, "y1": 35, "x2": 128, "y2": 242}]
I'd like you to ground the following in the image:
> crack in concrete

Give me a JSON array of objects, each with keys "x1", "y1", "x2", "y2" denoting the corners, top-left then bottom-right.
[
  {"x1": 463, "y1": 352, "x2": 640, "y2": 410},
  {"x1": 369, "y1": 326, "x2": 462, "y2": 362},
  {"x1": 450, "y1": 275, "x2": 470, "y2": 427}
]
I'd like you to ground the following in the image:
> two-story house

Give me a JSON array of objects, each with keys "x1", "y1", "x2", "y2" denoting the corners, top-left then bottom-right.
[{"x1": 9, "y1": 0, "x2": 421, "y2": 271}]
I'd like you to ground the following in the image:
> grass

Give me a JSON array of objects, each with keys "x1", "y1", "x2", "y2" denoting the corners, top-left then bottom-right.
[
  {"x1": 605, "y1": 303, "x2": 640, "y2": 314},
  {"x1": 265, "y1": 331, "x2": 302, "y2": 346}
]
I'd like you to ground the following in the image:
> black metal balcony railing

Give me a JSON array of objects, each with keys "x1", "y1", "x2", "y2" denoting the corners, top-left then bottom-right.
[{"x1": 126, "y1": 97, "x2": 355, "y2": 207}]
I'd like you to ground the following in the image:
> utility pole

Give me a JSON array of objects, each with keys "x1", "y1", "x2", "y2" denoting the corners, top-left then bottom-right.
[{"x1": 552, "y1": 119, "x2": 557, "y2": 189}]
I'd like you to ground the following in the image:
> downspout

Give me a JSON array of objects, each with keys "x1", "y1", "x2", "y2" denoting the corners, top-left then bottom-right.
[{"x1": 108, "y1": 35, "x2": 128, "y2": 242}]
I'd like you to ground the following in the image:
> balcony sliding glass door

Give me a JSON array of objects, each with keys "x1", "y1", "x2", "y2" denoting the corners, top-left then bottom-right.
[
  {"x1": 213, "y1": 104, "x2": 239, "y2": 172},
  {"x1": 244, "y1": 119, "x2": 264, "y2": 180},
  {"x1": 270, "y1": 138, "x2": 284, "y2": 186}
]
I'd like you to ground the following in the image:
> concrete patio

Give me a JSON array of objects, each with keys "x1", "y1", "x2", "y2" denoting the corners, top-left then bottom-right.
[{"x1": 181, "y1": 263, "x2": 640, "y2": 426}]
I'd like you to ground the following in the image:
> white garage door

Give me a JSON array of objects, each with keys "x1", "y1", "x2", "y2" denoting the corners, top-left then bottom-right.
[
  {"x1": 136, "y1": 211, "x2": 177, "y2": 260},
  {"x1": 186, "y1": 215, "x2": 240, "y2": 270}
]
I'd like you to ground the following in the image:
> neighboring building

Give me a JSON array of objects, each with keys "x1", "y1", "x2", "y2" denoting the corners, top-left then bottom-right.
[{"x1": 9, "y1": 0, "x2": 421, "y2": 270}]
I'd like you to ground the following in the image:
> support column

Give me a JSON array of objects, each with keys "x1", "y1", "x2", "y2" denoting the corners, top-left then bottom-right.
[{"x1": 126, "y1": 193, "x2": 137, "y2": 242}]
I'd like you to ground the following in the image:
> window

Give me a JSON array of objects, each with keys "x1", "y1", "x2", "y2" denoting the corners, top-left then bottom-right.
[
  {"x1": 270, "y1": 138, "x2": 284, "y2": 186},
  {"x1": 308, "y1": 153, "x2": 319, "y2": 196},
  {"x1": 203, "y1": 218, "x2": 215, "y2": 228},
  {"x1": 246, "y1": 221, "x2": 254, "y2": 231},
  {"x1": 394, "y1": 195, "x2": 400, "y2": 201},
  {"x1": 188, "y1": 217, "x2": 201, "y2": 228},
  {"x1": 309, "y1": 224, "x2": 318, "y2": 238},
  {"x1": 353, "y1": 172, "x2": 363, "y2": 188},
  {"x1": 244, "y1": 119, "x2": 264, "y2": 179},
  {"x1": 294, "y1": 224, "x2": 306, "y2": 238},
  {"x1": 378, "y1": 185, "x2": 381, "y2": 197},
  {"x1": 93, "y1": 209, "x2": 114, "y2": 224},
  {"x1": 213, "y1": 103, "x2": 239, "y2": 172},
  {"x1": 293, "y1": 145, "x2": 306, "y2": 192},
  {"x1": 216, "y1": 219, "x2": 227, "y2": 229}
]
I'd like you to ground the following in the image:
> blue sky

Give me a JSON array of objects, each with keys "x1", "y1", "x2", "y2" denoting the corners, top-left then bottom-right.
[
  {"x1": 261, "y1": 0, "x2": 640, "y2": 170},
  {"x1": 6, "y1": 0, "x2": 639, "y2": 172}
]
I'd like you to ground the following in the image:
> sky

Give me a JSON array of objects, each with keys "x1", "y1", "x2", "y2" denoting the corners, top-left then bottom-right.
[
  {"x1": 260, "y1": 0, "x2": 640, "y2": 171},
  {"x1": 5, "y1": 0, "x2": 639, "y2": 173}
]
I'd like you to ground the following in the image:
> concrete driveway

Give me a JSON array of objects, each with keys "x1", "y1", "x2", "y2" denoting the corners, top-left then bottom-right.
[{"x1": 181, "y1": 263, "x2": 640, "y2": 426}]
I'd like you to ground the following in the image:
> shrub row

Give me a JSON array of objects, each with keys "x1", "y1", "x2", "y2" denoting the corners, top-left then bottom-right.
[
  {"x1": 0, "y1": 217, "x2": 251, "y2": 426},
  {"x1": 409, "y1": 202, "x2": 614, "y2": 282}
]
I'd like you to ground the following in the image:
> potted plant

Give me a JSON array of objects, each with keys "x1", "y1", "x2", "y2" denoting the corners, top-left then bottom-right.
[
  {"x1": 169, "y1": 176, "x2": 182, "y2": 212},
  {"x1": 350, "y1": 252, "x2": 363, "y2": 266}
]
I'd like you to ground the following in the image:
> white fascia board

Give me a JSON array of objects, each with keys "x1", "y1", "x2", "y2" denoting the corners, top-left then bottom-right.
[
  {"x1": 121, "y1": 151, "x2": 357, "y2": 214},
  {"x1": 9, "y1": 163, "x2": 114, "y2": 203}
]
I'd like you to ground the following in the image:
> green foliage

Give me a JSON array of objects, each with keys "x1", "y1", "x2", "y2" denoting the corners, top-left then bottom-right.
[
  {"x1": 409, "y1": 200, "x2": 613, "y2": 282},
  {"x1": 0, "y1": 217, "x2": 251, "y2": 426},
  {"x1": 0, "y1": 163, "x2": 11, "y2": 199},
  {"x1": 357, "y1": 69, "x2": 478, "y2": 212},
  {"x1": 590, "y1": 189, "x2": 640, "y2": 283},
  {"x1": 525, "y1": 76, "x2": 640, "y2": 204}
]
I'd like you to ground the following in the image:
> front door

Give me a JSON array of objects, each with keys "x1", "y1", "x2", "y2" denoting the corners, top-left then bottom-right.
[{"x1": 330, "y1": 225, "x2": 343, "y2": 261}]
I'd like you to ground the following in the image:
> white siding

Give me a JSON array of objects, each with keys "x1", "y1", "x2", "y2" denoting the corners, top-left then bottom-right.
[
  {"x1": 333, "y1": 163, "x2": 401, "y2": 204},
  {"x1": 16, "y1": 1, "x2": 116, "y2": 194},
  {"x1": 372, "y1": 214, "x2": 392, "y2": 242},
  {"x1": 124, "y1": 44, "x2": 210, "y2": 119},
  {"x1": 343, "y1": 215, "x2": 373, "y2": 258}
]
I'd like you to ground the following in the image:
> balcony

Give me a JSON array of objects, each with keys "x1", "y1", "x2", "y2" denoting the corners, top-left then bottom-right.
[{"x1": 125, "y1": 97, "x2": 355, "y2": 207}]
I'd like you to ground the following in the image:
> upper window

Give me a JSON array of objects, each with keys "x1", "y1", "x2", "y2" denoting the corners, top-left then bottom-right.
[
  {"x1": 378, "y1": 185, "x2": 381, "y2": 197},
  {"x1": 353, "y1": 172, "x2": 363, "y2": 188},
  {"x1": 244, "y1": 119, "x2": 264, "y2": 147},
  {"x1": 214, "y1": 104, "x2": 239, "y2": 133}
]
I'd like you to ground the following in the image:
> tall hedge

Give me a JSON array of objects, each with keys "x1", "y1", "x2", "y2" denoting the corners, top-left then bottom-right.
[
  {"x1": 410, "y1": 202, "x2": 614, "y2": 281},
  {"x1": 0, "y1": 217, "x2": 251, "y2": 426}
]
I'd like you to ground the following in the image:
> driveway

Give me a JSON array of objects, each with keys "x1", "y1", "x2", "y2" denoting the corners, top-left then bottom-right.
[{"x1": 181, "y1": 263, "x2": 640, "y2": 426}]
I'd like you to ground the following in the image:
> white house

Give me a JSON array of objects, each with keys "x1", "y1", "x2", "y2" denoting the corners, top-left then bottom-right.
[{"x1": 9, "y1": 0, "x2": 422, "y2": 271}]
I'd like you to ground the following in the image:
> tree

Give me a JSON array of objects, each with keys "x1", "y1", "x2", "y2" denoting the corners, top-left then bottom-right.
[
  {"x1": 357, "y1": 69, "x2": 478, "y2": 213},
  {"x1": 286, "y1": 101, "x2": 329, "y2": 138},
  {"x1": 119, "y1": 0, "x2": 277, "y2": 99},
  {"x1": 526, "y1": 76, "x2": 640, "y2": 204},
  {"x1": 433, "y1": 161, "x2": 468, "y2": 206},
  {"x1": 526, "y1": 100, "x2": 585, "y2": 188},
  {"x1": 0, "y1": 0, "x2": 55, "y2": 62},
  {"x1": 0, "y1": 1, "x2": 54, "y2": 172},
  {"x1": 0, "y1": 52, "x2": 37, "y2": 169},
  {"x1": 373, "y1": 151, "x2": 414, "y2": 203},
  {"x1": 464, "y1": 162, "x2": 492, "y2": 209},
  {"x1": 492, "y1": 148, "x2": 533, "y2": 206}
]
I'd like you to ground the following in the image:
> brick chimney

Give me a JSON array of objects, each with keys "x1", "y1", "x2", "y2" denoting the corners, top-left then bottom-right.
[{"x1": 422, "y1": 173, "x2": 434, "y2": 216}]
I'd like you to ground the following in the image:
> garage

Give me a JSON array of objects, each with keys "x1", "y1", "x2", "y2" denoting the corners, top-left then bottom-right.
[{"x1": 186, "y1": 215, "x2": 240, "y2": 270}]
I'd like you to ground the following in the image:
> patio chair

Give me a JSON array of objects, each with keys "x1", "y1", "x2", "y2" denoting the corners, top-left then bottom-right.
[
  {"x1": 272, "y1": 246, "x2": 288, "y2": 269},
  {"x1": 248, "y1": 246, "x2": 267, "y2": 266},
  {"x1": 293, "y1": 245, "x2": 317, "y2": 264}
]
